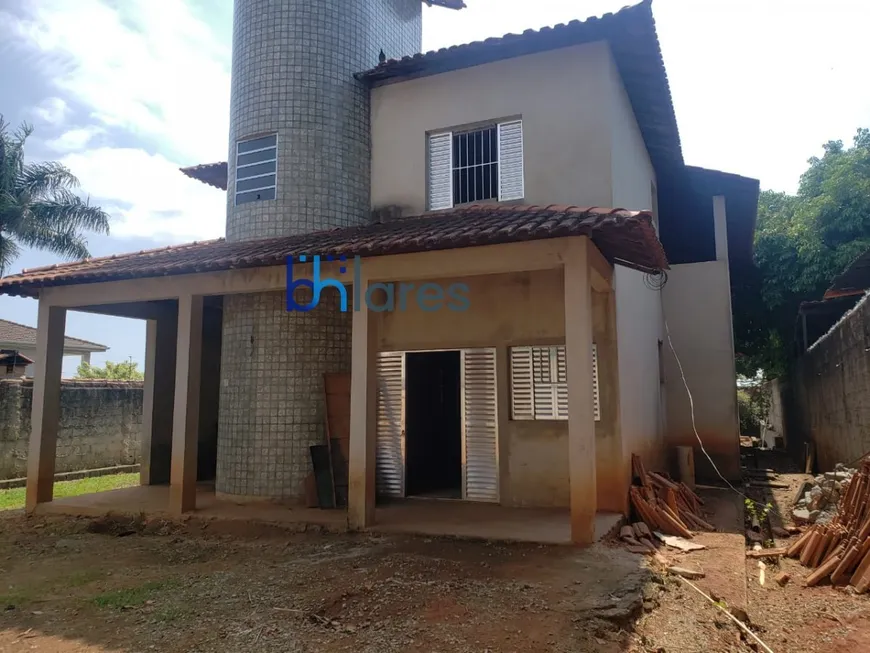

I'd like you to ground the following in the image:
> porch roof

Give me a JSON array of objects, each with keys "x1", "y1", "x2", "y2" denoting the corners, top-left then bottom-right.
[{"x1": 0, "y1": 204, "x2": 666, "y2": 298}]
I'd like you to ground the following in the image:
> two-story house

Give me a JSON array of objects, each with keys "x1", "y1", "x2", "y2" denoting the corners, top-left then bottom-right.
[{"x1": 0, "y1": 0, "x2": 758, "y2": 544}]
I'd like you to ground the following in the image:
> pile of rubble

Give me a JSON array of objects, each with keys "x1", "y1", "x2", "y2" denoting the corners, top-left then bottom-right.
[
  {"x1": 786, "y1": 460, "x2": 870, "y2": 591},
  {"x1": 792, "y1": 463, "x2": 856, "y2": 524}
]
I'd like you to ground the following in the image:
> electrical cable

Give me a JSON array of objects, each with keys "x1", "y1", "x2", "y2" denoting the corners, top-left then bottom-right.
[{"x1": 650, "y1": 270, "x2": 791, "y2": 521}]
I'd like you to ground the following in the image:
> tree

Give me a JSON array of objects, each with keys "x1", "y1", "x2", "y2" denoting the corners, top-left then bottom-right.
[
  {"x1": 0, "y1": 117, "x2": 110, "y2": 275},
  {"x1": 733, "y1": 128, "x2": 870, "y2": 377},
  {"x1": 75, "y1": 359, "x2": 144, "y2": 381}
]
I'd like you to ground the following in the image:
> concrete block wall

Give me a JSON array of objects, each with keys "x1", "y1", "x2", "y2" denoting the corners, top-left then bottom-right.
[
  {"x1": 791, "y1": 294, "x2": 870, "y2": 471},
  {"x1": 0, "y1": 379, "x2": 143, "y2": 480}
]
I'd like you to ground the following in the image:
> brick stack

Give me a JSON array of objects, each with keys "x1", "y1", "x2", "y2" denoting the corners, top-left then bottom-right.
[
  {"x1": 786, "y1": 460, "x2": 870, "y2": 591},
  {"x1": 629, "y1": 454, "x2": 715, "y2": 539}
]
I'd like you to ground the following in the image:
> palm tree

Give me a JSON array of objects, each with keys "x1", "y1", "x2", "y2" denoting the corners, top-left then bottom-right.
[{"x1": 0, "y1": 116, "x2": 109, "y2": 275}]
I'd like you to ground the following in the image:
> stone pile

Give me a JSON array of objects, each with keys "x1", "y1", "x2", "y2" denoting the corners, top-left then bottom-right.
[{"x1": 792, "y1": 463, "x2": 856, "y2": 525}]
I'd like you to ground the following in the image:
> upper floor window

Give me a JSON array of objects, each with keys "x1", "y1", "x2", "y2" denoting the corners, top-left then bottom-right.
[
  {"x1": 235, "y1": 134, "x2": 277, "y2": 205},
  {"x1": 428, "y1": 119, "x2": 524, "y2": 211}
]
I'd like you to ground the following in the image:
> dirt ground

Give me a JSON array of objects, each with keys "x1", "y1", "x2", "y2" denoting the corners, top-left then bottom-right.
[
  {"x1": 3, "y1": 452, "x2": 870, "y2": 653},
  {"x1": 633, "y1": 450, "x2": 870, "y2": 653},
  {"x1": 0, "y1": 511, "x2": 657, "y2": 653}
]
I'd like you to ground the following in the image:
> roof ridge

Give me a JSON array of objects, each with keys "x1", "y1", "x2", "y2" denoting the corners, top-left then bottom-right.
[
  {"x1": 0, "y1": 317, "x2": 107, "y2": 350},
  {"x1": 364, "y1": 1, "x2": 649, "y2": 71}
]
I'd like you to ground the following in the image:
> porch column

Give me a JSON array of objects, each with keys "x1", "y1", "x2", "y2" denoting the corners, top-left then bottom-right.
[
  {"x1": 169, "y1": 294, "x2": 203, "y2": 514},
  {"x1": 564, "y1": 238, "x2": 597, "y2": 544},
  {"x1": 348, "y1": 279, "x2": 378, "y2": 530},
  {"x1": 81, "y1": 352, "x2": 91, "y2": 366},
  {"x1": 25, "y1": 301, "x2": 67, "y2": 512},
  {"x1": 140, "y1": 312, "x2": 178, "y2": 485},
  {"x1": 592, "y1": 288, "x2": 625, "y2": 514}
]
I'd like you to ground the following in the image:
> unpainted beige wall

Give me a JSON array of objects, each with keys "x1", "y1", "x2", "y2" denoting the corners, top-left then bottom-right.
[
  {"x1": 661, "y1": 261, "x2": 740, "y2": 479},
  {"x1": 371, "y1": 41, "x2": 615, "y2": 213},
  {"x1": 378, "y1": 268, "x2": 608, "y2": 509}
]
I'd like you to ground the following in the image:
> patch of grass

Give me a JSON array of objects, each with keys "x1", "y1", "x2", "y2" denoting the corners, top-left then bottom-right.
[
  {"x1": 0, "y1": 473, "x2": 139, "y2": 511},
  {"x1": 93, "y1": 579, "x2": 178, "y2": 610},
  {"x1": 66, "y1": 569, "x2": 104, "y2": 588}
]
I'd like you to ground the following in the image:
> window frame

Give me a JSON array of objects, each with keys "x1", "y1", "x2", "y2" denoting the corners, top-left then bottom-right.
[
  {"x1": 427, "y1": 118, "x2": 524, "y2": 211},
  {"x1": 234, "y1": 133, "x2": 278, "y2": 206},
  {"x1": 510, "y1": 344, "x2": 600, "y2": 422}
]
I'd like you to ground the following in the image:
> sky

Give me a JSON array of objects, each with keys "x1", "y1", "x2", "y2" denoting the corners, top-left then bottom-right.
[{"x1": 0, "y1": 0, "x2": 868, "y2": 376}]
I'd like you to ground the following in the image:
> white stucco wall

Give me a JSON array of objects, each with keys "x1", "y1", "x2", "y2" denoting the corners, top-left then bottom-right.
[
  {"x1": 370, "y1": 42, "x2": 670, "y2": 478},
  {"x1": 661, "y1": 260, "x2": 740, "y2": 479},
  {"x1": 604, "y1": 54, "x2": 665, "y2": 472},
  {"x1": 370, "y1": 41, "x2": 616, "y2": 213}
]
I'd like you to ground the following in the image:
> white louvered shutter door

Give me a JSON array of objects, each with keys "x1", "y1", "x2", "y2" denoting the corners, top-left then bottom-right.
[
  {"x1": 462, "y1": 348, "x2": 499, "y2": 502},
  {"x1": 375, "y1": 351, "x2": 405, "y2": 497},
  {"x1": 555, "y1": 345, "x2": 569, "y2": 420},
  {"x1": 428, "y1": 132, "x2": 453, "y2": 210},
  {"x1": 510, "y1": 347, "x2": 534, "y2": 420},
  {"x1": 498, "y1": 120, "x2": 524, "y2": 201},
  {"x1": 592, "y1": 344, "x2": 601, "y2": 422}
]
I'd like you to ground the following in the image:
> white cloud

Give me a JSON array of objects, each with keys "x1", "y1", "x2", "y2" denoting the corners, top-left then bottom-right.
[
  {"x1": 45, "y1": 126, "x2": 104, "y2": 152},
  {"x1": 62, "y1": 147, "x2": 225, "y2": 241},
  {"x1": 32, "y1": 96, "x2": 68, "y2": 125},
  {"x1": 7, "y1": 0, "x2": 230, "y2": 163}
]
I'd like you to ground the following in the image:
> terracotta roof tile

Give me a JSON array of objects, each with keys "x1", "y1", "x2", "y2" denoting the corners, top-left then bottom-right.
[
  {"x1": 0, "y1": 204, "x2": 667, "y2": 298},
  {"x1": 357, "y1": 0, "x2": 682, "y2": 173},
  {"x1": 180, "y1": 162, "x2": 227, "y2": 190},
  {"x1": 0, "y1": 318, "x2": 108, "y2": 351}
]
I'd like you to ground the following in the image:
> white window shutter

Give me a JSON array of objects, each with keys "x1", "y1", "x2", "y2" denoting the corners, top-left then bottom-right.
[
  {"x1": 510, "y1": 347, "x2": 534, "y2": 420},
  {"x1": 555, "y1": 346, "x2": 569, "y2": 420},
  {"x1": 592, "y1": 344, "x2": 601, "y2": 422},
  {"x1": 428, "y1": 132, "x2": 453, "y2": 210},
  {"x1": 498, "y1": 120, "x2": 524, "y2": 201}
]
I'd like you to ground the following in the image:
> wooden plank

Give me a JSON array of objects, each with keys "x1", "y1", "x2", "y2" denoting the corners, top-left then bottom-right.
[
  {"x1": 745, "y1": 547, "x2": 787, "y2": 559},
  {"x1": 324, "y1": 372, "x2": 351, "y2": 508}
]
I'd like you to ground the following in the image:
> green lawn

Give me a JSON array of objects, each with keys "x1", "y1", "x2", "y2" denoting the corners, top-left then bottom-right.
[{"x1": 0, "y1": 473, "x2": 139, "y2": 511}]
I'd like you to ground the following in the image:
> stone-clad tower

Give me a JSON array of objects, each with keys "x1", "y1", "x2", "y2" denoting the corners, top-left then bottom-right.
[{"x1": 216, "y1": 0, "x2": 423, "y2": 501}]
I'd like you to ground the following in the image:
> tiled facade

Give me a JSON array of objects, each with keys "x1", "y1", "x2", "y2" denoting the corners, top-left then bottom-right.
[
  {"x1": 218, "y1": 0, "x2": 421, "y2": 500},
  {"x1": 226, "y1": 0, "x2": 422, "y2": 240},
  {"x1": 217, "y1": 289, "x2": 351, "y2": 499}
]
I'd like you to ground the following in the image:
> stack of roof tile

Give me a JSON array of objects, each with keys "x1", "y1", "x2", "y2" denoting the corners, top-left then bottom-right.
[
  {"x1": 786, "y1": 460, "x2": 870, "y2": 591},
  {"x1": 629, "y1": 454, "x2": 715, "y2": 539}
]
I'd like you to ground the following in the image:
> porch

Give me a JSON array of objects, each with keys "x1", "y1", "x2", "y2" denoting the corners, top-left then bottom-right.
[
  {"x1": 34, "y1": 483, "x2": 621, "y2": 545},
  {"x1": 0, "y1": 205, "x2": 667, "y2": 545}
]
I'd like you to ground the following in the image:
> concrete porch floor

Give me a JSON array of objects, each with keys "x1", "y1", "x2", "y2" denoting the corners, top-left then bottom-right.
[{"x1": 34, "y1": 484, "x2": 621, "y2": 545}]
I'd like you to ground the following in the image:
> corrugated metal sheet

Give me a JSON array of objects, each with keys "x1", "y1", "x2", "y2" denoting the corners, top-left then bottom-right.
[
  {"x1": 461, "y1": 348, "x2": 499, "y2": 502},
  {"x1": 498, "y1": 120, "x2": 524, "y2": 201},
  {"x1": 375, "y1": 351, "x2": 405, "y2": 497}
]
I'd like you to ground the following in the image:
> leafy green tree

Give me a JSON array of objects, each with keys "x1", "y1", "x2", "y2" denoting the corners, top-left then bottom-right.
[
  {"x1": 0, "y1": 117, "x2": 109, "y2": 274},
  {"x1": 733, "y1": 128, "x2": 870, "y2": 377},
  {"x1": 75, "y1": 359, "x2": 144, "y2": 381}
]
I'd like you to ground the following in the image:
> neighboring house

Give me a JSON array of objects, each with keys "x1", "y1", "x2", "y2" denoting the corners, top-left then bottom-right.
[
  {"x1": 0, "y1": 350, "x2": 33, "y2": 379},
  {"x1": 0, "y1": 0, "x2": 758, "y2": 544},
  {"x1": 0, "y1": 318, "x2": 107, "y2": 377}
]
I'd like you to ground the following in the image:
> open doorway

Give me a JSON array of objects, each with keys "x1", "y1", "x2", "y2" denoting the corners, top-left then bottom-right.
[{"x1": 404, "y1": 350, "x2": 462, "y2": 499}]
